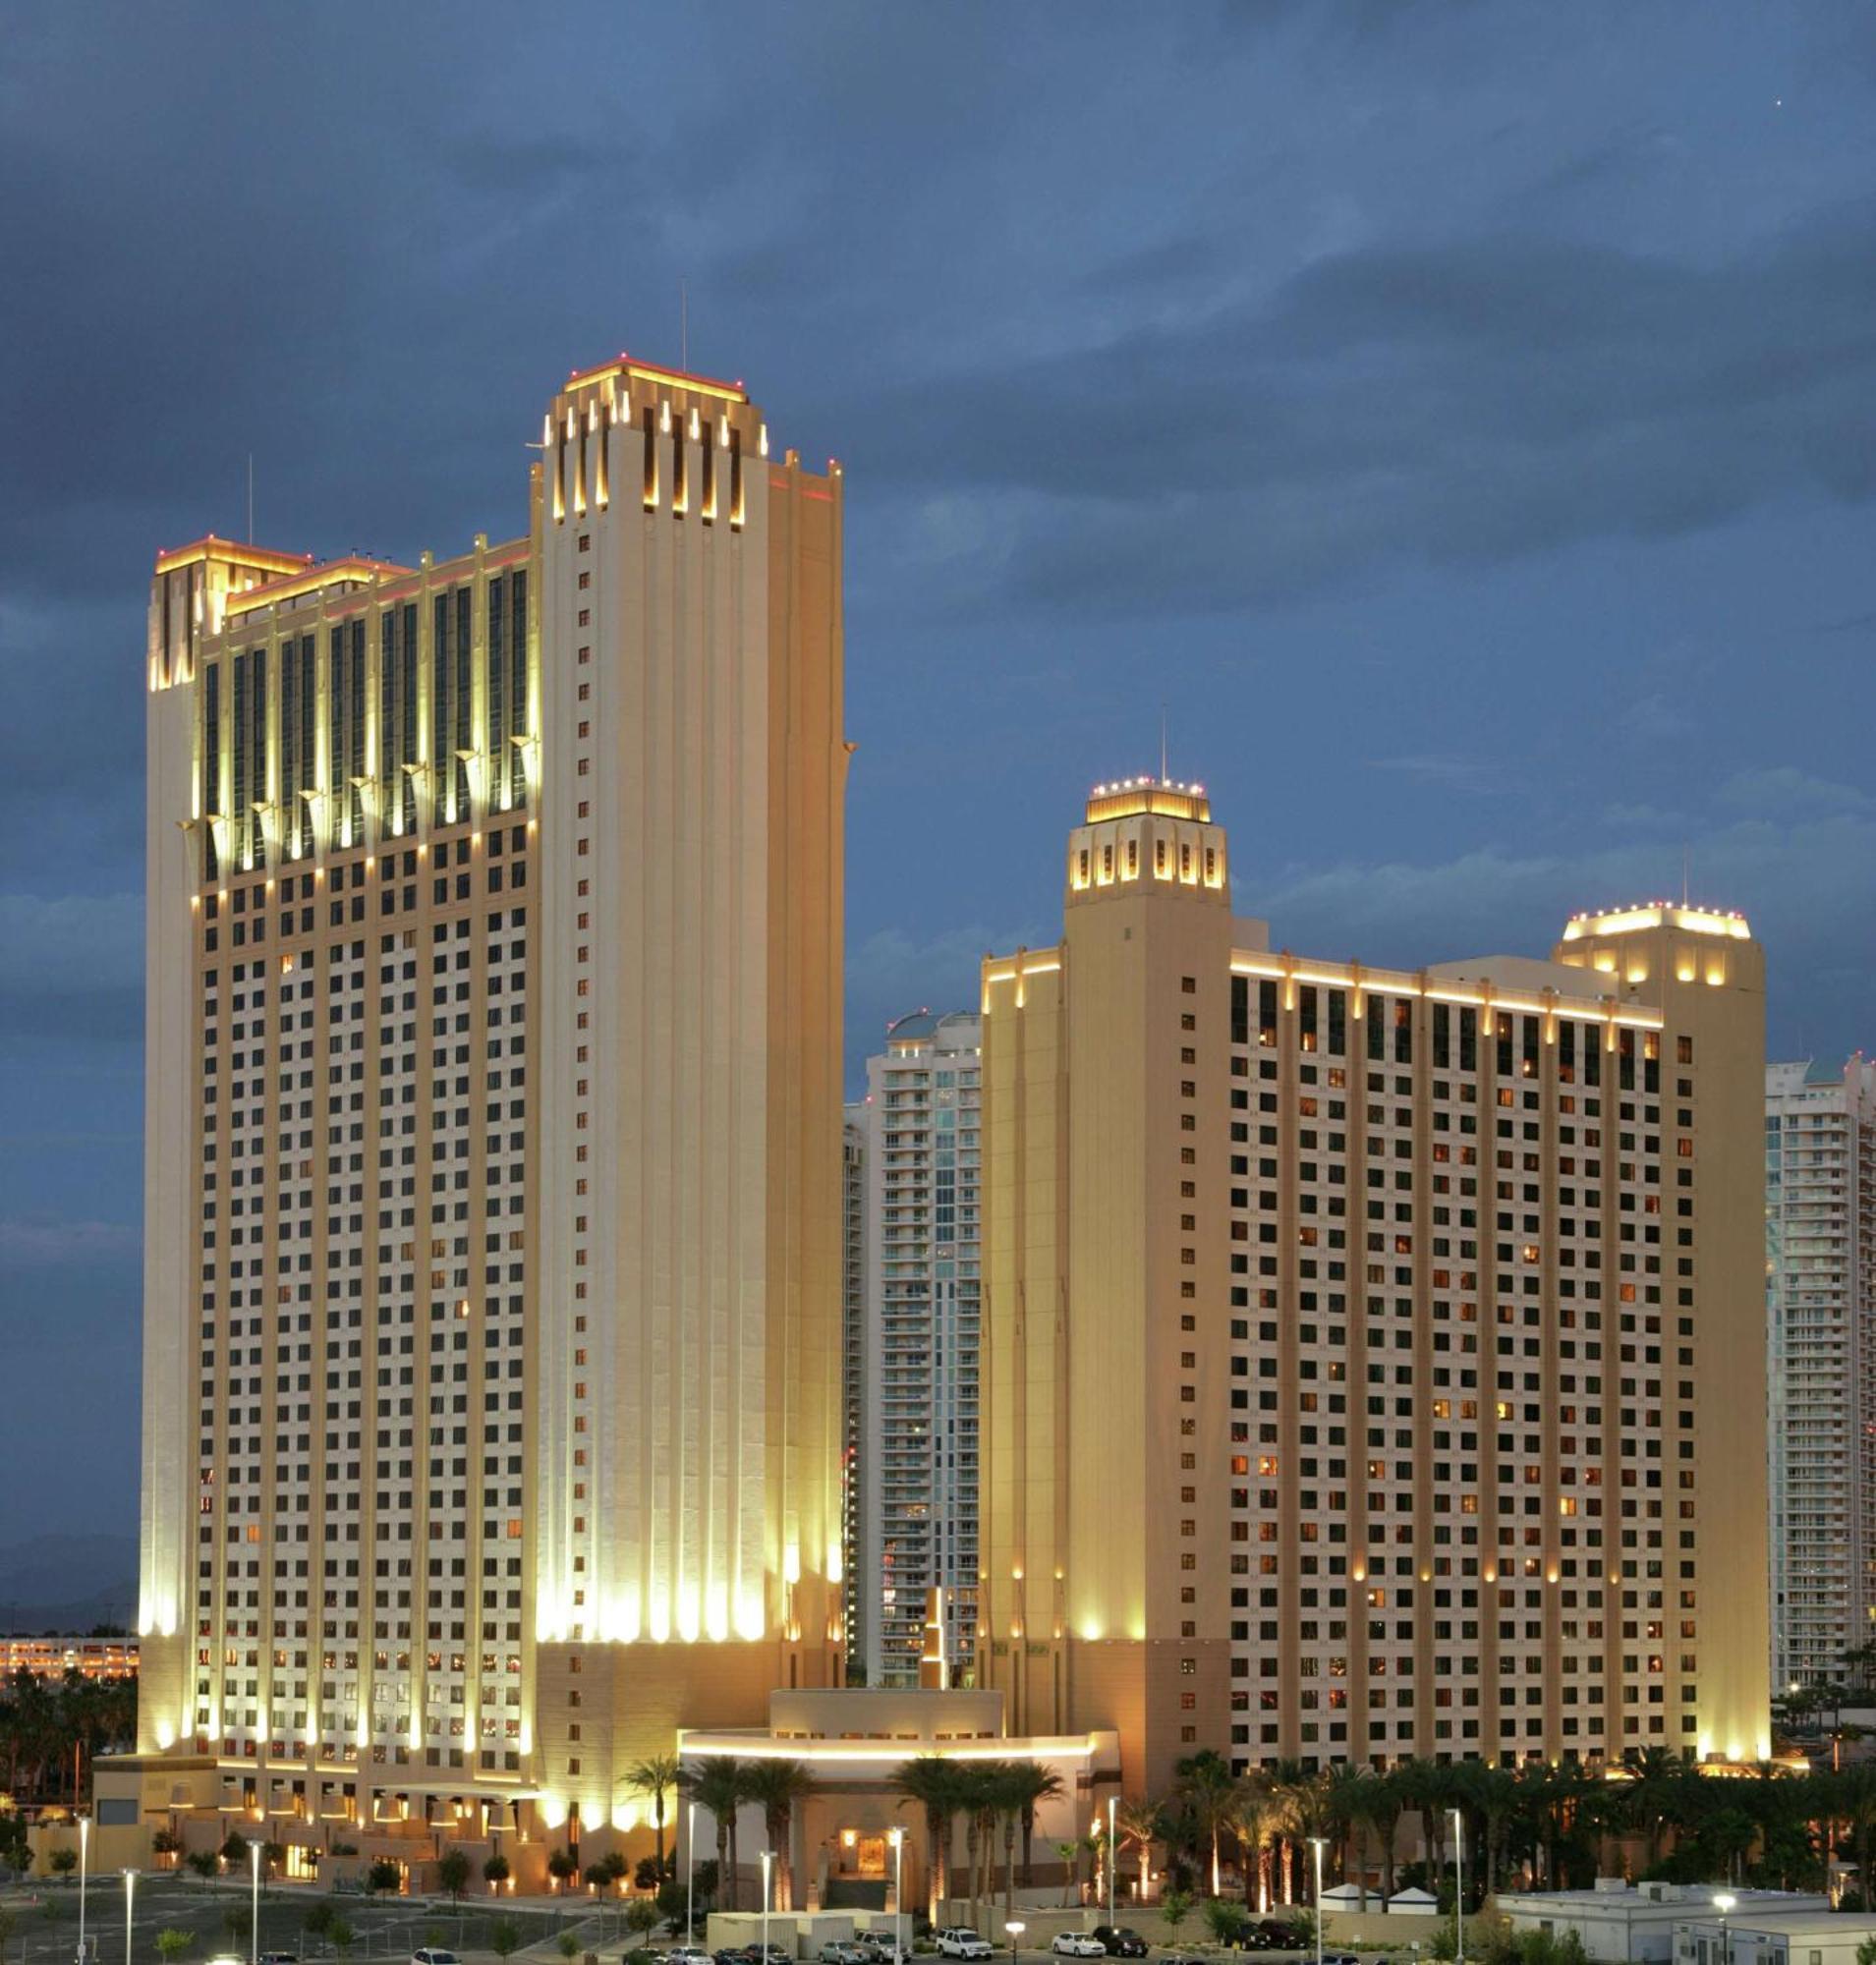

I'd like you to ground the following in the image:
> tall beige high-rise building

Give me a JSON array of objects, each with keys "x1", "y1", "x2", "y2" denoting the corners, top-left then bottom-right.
[
  {"x1": 129, "y1": 356, "x2": 847, "y2": 1878},
  {"x1": 1766, "y1": 1056, "x2": 1876, "y2": 1693},
  {"x1": 980, "y1": 777, "x2": 1770, "y2": 1796}
]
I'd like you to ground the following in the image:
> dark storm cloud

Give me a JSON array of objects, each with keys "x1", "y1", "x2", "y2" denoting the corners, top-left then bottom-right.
[{"x1": 836, "y1": 202, "x2": 1876, "y2": 615}]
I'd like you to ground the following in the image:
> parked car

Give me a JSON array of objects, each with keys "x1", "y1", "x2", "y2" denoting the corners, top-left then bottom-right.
[
  {"x1": 1092, "y1": 1931, "x2": 1148, "y2": 1958},
  {"x1": 259, "y1": 1954, "x2": 300, "y2": 1965},
  {"x1": 1320, "y1": 1954, "x2": 1366, "y2": 1965},
  {"x1": 822, "y1": 1946, "x2": 870, "y2": 1965},
  {"x1": 1052, "y1": 1939, "x2": 1107, "y2": 1960},
  {"x1": 413, "y1": 1951, "x2": 461, "y2": 1965},
  {"x1": 746, "y1": 1949, "x2": 794, "y2": 1965},
  {"x1": 1254, "y1": 1927, "x2": 1310, "y2": 1952},
  {"x1": 714, "y1": 1949, "x2": 755, "y2": 1965},
  {"x1": 854, "y1": 1939, "x2": 907, "y2": 1965},
  {"x1": 667, "y1": 1949, "x2": 712, "y2": 1965},
  {"x1": 938, "y1": 1933, "x2": 995, "y2": 1961}
]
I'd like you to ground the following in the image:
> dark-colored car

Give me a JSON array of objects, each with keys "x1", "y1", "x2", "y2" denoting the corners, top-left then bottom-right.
[
  {"x1": 1254, "y1": 1927, "x2": 1311, "y2": 1953},
  {"x1": 1091, "y1": 1932, "x2": 1148, "y2": 1959}
]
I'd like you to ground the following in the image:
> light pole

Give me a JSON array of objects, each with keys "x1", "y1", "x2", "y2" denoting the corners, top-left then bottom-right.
[
  {"x1": 1714, "y1": 1891, "x2": 1736, "y2": 1965},
  {"x1": 1449, "y1": 1810, "x2": 1463, "y2": 1965},
  {"x1": 1004, "y1": 1921, "x2": 1024, "y2": 1965},
  {"x1": 78, "y1": 1818, "x2": 89, "y2": 1965},
  {"x1": 889, "y1": 1826, "x2": 905, "y2": 1965},
  {"x1": 1107, "y1": 1796, "x2": 1116, "y2": 1929},
  {"x1": 122, "y1": 1871, "x2": 136, "y2": 1965},
  {"x1": 1308, "y1": 1838, "x2": 1325, "y2": 1965},
  {"x1": 687, "y1": 1802, "x2": 698, "y2": 1945},
  {"x1": 762, "y1": 1849, "x2": 773, "y2": 1965},
  {"x1": 250, "y1": 1839, "x2": 261, "y2": 1965}
]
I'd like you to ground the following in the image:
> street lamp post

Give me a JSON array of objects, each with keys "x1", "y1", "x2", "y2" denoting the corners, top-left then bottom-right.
[
  {"x1": 1004, "y1": 1921, "x2": 1024, "y2": 1965},
  {"x1": 1093, "y1": 1800, "x2": 1109, "y2": 1934},
  {"x1": 1308, "y1": 1838, "x2": 1325, "y2": 1965},
  {"x1": 1449, "y1": 1810, "x2": 1463, "y2": 1965},
  {"x1": 122, "y1": 1871, "x2": 136, "y2": 1965},
  {"x1": 78, "y1": 1817, "x2": 89, "y2": 1965},
  {"x1": 687, "y1": 1802, "x2": 698, "y2": 1945},
  {"x1": 250, "y1": 1840, "x2": 260, "y2": 1965},
  {"x1": 1714, "y1": 1891, "x2": 1736, "y2": 1965},
  {"x1": 762, "y1": 1850, "x2": 773, "y2": 1965},
  {"x1": 889, "y1": 1826, "x2": 905, "y2": 1965}
]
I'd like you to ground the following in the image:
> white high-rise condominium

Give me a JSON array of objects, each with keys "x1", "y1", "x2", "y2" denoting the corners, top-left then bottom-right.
[
  {"x1": 1767, "y1": 1057, "x2": 1876, "y2": 1693},
  {"x1": 850, "y1": 1011, "x2": 982, "y2": 1686}
]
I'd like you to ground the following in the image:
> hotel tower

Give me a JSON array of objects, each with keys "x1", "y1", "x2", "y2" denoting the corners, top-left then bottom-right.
[
  {"x1": 129, "y1": 357, "x2": 847, "y2": 1874},
  {"x1": 980, "y1": 778, "x2": 1771, "y2": 1796}
]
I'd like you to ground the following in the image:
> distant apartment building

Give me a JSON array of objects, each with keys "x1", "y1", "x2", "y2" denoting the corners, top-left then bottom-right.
[
  {"x1": 847, "y1": 1012, "x2": 983, "y2": 1686},
  {"x1": 0, "y1": 1636, "x2": 139, "y2": 1682},
  {"x1": 841, "y1": 1107, "x2": 868, "y2": 1669},
  {"x1": 980, "y1": 775, "x2": 1771, "y2": 1795},
  {"x1": 1767, "y1": 1057, "x2": 1876, "y2": 1691}
]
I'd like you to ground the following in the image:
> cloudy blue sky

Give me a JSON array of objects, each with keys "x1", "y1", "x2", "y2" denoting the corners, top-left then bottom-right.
[{"x1": 3, "y1": 2, "x2": 1874, "y2": 1562}]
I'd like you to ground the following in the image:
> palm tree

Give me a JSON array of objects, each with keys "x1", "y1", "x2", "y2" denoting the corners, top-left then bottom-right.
[
  {"x1": 627, "y1": 1755, "x2": 682, "y2": 1882},
  {"x1": 1055, "y1": 1841, "x2": 1082, "y2": 1909},
  {"x1": 895, "y1": 1757, "x2": 968, "y2": 1921},
  {"x1": 1621, "y1": 1746, "x2": 1684, "y2": 1869},
  {"x1": 1173, "y1": 1750, "x2": 1238, "y2": 1897},
  {"x1": 680, "y1": 1759, "x2": 746, "y2": 1912},
  {"x1": 1322, "y1": 1765, "x2": 1372, "y2": 1909},
  {"x1": 742, "y1": 1760, "x2": 817, "y2": 1913},
  {"x1": 1004, "y1": 1764, "x2": 1064, "y2": 1887},
  {"x1": 1369, "y1": 1770, "x2": 1405, "y2": 1904},
  {"x1": 1227, "y1": 1778, "x2": 1281, "y2": 1914},
  {"x1": 1115, "y1": 1797, "x2": 1162, "y2": 1907}
]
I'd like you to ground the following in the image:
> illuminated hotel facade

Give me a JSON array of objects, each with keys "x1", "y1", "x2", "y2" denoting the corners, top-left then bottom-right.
[
  {"x1": 128, "y1": 357, "x2": 847, "y2": 1873},
  {"x1": 980, "y1": 779, "x2": 1771, "y2": 1797}
]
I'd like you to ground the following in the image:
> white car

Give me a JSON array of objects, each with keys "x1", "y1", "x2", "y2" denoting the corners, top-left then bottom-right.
[
  {"x1": 938, "y1": 1935, "x2": 995, "y2": 1961},
  {"x1": 669, "y1": 1951, "x2": 714, "y2": 1965},
  {"x1": 1052, "y1": 1940, "x2": 1107, "y2": 1960}
]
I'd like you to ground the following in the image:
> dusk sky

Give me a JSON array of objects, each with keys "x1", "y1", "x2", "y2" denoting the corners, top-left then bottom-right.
[{"x1": 3, "y1": 3, "x2": 1874, "y2": 1563}]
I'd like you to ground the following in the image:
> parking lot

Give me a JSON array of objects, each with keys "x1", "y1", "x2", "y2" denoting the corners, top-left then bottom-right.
[{"x1": 0, "y1": 1877, "x2": 597, "y2": 1965}]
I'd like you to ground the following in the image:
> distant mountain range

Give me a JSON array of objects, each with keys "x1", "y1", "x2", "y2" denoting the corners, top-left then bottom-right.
[{"x1": 0, "y1": 1534, "x2": 137, "y2": 1634}]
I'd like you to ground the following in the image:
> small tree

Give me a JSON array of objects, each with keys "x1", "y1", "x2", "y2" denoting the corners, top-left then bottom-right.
[
  {"x1": 547, "y1": 1846, "x2": 580, "y2": 1889},
  {"x1": 1202, "y1": 1901, "x2": 1249, "y2": 1949},
  {"x1": 329, "y1": 1918, "x2": 355, "y2": 1960},
  {"x1": 261, "y1": 1841, "x2": 288, "y2": 1884},
  {"x1": 624, "y1": 1900, "x2": 662, "y2": 1945},
  {"x1": 187, "y1": 1850, "x2": 219, "y2": 1884},
  {"x1": 655, "y1": 1880, "x2": 688, "y2": 1935},
  {"x1": 559, "y1": 1935, "x2": 583, "y2": 1961},
  {"x1": 49, "y1": 1847, "x2": 79, "y2": 1881},
  {"x1": 483, "y1": 1852, "x2": 511, "y2": 1891},
  {"x1": 1855, "y1": 1940, "x2": 1876, "y2": 1965},
  {"x1": 366, "y1": 1857, "x2": 402, "y2": 1897},
  {"x1": 437, "y1": 1850, "x2": 472, "y2": 1902},
  {"x1": 1161, "y1": 1889, "x2": 1193, "y2": 1941},
  {"x1": 490, "y1": 1918, "x2": 522, "y2": 1961},
  {"x1": 152, "y1": 1828, "x2": 183, "y2": 1861},
  {"x1": 304, "y1": 1904, "x2": 334, "y2": 1941},
  {"x1": 220, "y1": 1830, "x2": 251, "y2": 1871},
  {"x1": 223, "y1": 1906, "x2": 252, "y2": 1949},
  {"x1": 156, "y1": 1931, "x2": 194, "y2": 1965},
  {"x1": 583, "y1": 1864, "x2": 611, "y2": 1894}
]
